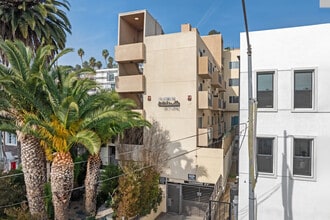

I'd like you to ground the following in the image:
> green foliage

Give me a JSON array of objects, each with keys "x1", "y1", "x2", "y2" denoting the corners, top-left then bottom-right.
[
  {"x1": 112, "y1": 164, "x2": 162, "y2": 219},
  {"x1": 44, "y1": 182, "x2": 54, "y2": 219},
  {"x1": 208, "y1": 29, "x2": 220, "y2": 35},
  {"x1": 0, "y1": 169, "x2": 26, "y2": 218},
  {"x1": 4, "y1": 202, "x2": 41, "y2": 220},
  {"x1": 97, "y1": 164, "x2": 122, "y2": 209}
]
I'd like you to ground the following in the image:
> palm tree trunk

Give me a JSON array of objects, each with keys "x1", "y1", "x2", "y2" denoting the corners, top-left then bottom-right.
[
  {"x1": 85, "y1": 153, "x2": 102, "y2": 216},
  {"x1": 20, "y1": 134, "x2": 47, "y2": 219},
  {"x1": 51, "y1": 152, "x2": 74, "y2": 220}
]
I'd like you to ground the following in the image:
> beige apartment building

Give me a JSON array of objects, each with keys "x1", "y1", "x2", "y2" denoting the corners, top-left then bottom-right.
[
  {"x1": 114, "y1": 10, "x2": 238, "y2": 216},
  {"x1": 223, "y1": 48, "x2": 240, "y2": 132}
]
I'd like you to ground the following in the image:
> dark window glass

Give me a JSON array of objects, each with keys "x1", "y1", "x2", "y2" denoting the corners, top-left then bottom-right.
[
  {"x1": 257, "y1": 138, "x2": 274, "y2": 173},
  {"x1": 229, "y1": 61, "x2": 239, "y2": 69},
  {"x1": 229, "y1": 96, "x2": 239, "y2": 103},
  {"x1": 257, "y1": 72, "x2": 274, "y2": 108},
  {"x1": 294, "y1": 71, "x2": 313, "y2": 108},
  {"x1": 293, "y1": 139, "x2": 312, "y2": 176},
  {"x1": 229, "y1": 78, "x2": 239, "y2": 86}
]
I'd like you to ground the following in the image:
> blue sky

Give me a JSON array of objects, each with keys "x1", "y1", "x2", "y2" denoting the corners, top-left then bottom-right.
[{"x1": 60, "y1": 0, "x2": 330, "y2": 66}]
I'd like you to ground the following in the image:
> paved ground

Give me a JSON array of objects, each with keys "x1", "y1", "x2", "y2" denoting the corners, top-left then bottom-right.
[{"x1": 156, "y1": 212, "x2": 203, "y2": 220}]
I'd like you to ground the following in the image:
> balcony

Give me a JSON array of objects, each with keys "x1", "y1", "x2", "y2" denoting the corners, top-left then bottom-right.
[
  {"x1": 212, "y1": 124, "x2": 222, "y2": 139},
  {"x1": 132, "y1": 109, "x2": 145, "y2": 118},
  {"x1": 115, "y1": 75, "x2": 145, "y2": 93},
  {"x1": 198, "y1": 127, "x2": 213, "y2": 147},
  {"x1": 115, "y1": 43, "x2": 146, "y2": 63},
  {"x1": 198, "y1": 56, "x2": 212, "y2": 79},
  {"x1": 198, "y1": 91, "x2": 212, "y2": 109},
  {"x1": 211, "y1": 72, "x2": 221, "y2": 88},
  {"x1": 213, "y1": 97, "x2": 226, "y2": 110}
]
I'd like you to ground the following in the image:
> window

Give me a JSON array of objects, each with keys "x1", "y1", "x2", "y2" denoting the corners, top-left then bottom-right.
[
  {"x1": 110, "y1": 83, "x2": 115, "y2": 91},
  {"x1": 294, "y1": 70, "x2": 313, "y2": 109},
  {"x1": 231, "y1": 116, "x2": 239, "y2": 127},
  {"x1": 257, "y1": 138, "x2": 274, "y2": 173},
  {"x1": 229, "y1": 61, "x2": 239, "y2": 69},
  {"x1": 229, "y1": 78, "x2": 239, "y2": 86},
  {"x1": 107, "y1": 72, "x2": 114, "y2": 81},
  {"x1": 257, "y1": 72, "x2": 274, "y2": 108},
  {"x1": 293, "y1": 138, "x2": 313, "y2": 176},
  {"x1": 229, "y1": 96, "x2": 239, "y2": 103},
  {"x1": 5, "y1": 132, "x2": 17, "y2": 146},
  {"x1": 198, "y1": 117, "x2": 203, "y2": 128}
]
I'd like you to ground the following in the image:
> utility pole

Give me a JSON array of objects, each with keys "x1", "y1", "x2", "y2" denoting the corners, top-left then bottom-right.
[{"x1": 241, "y1": 0, "x2": 257, "y2": 219}]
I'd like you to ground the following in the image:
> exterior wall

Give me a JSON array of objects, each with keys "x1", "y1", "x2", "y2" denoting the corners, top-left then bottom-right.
[
  {"x1": 144, "y1": 31, "x2": 200, "y2": 183},
  {"x1": 223, "y1": 49, "x2": 239, "y2": 132},
  {"x1": 239, "y1": 24, "x2": 330, "y2": 220}
]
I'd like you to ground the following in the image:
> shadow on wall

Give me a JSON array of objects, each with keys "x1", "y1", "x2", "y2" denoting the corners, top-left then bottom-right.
[{"x1": 165, "y1": 141, "x2": 208, "y2": 182}]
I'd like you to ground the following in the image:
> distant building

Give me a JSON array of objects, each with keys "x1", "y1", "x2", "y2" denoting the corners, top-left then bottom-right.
[
  {"x1": 0, "y1": 131, "x2": 20, "y2": 172},
  {"x1": 239, "y1": 23, "x2": 330, "y2": 220},
  {"x1": 114, "y1": 10, "x2": 239, "y2": 217}
]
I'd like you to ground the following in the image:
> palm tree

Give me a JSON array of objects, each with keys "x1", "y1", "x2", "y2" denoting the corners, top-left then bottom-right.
[
  {"x1": 89, "y1": 57, "x2": 96, "y2": 69},
  {"x1": 102, "y1": 49, "x2": 109, "y2": 67},
  {"x1": 77, "y1": 48, "x2": 84, "y2": 65},
  {"x1": 95, "y1": 60, "x2": 102, "y2": 69},
  {"x1": 82, "y1": 60, "x2": 89, "y2": 68},
  {"x1": 0, "y1": 40, "x2": 60, "y2": 218},
  {"x1": 107, "y1": 56, "x2": 114, "y2": 68},
  {"x1": 25, "y1": 66, "x2": 100, "y2": 219},
  {"x1": 82, "y1": 92, "x2": 149, "y2": 215},
  {"x1": 0, "y1": 0, "x2": 71, "y2": 58}
]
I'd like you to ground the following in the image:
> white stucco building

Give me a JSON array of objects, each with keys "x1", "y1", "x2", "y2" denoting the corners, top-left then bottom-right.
[{"x1": 239, "y1": 23, "x2": 330, "y2": 219}]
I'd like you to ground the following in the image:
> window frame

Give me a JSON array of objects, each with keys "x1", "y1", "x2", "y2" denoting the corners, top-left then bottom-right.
[
  {"x1": 292, "y1": 137, "x2": 315, "y2": 180},
  {"x1": 256, "y1": 136, "x2": 277, "y2": 177},
  {"x1": 5, "y1": 132, "x2": 17, "y2": 146},
  {"x1": 292, "y1": 69, "x2": 317, "y2": 112},
  {"x1": 255, "y1": 70, "x2": 277, "y2": 112}
]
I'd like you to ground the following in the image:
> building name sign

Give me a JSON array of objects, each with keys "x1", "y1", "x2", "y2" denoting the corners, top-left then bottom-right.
[{"x1": 158, "y1": 97, "x2": 180, "y2": 109}]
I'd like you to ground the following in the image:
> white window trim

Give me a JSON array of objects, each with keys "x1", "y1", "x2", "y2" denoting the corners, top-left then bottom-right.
[
  {"x1": 5, "y1": 132, "x2": 17, "y2": 146},
  {"x1": 291, "y1": 68, "x2": 318, "y2": 112},
  {"x1": 291, "y1": 135, "x2": 316, "y2": 181},
  {"x1": 256, "y1": 135, "x2": 278, "y2": 178},
  {"x1": 254, "y1": 69, "x2": 278, "y2": 112}
]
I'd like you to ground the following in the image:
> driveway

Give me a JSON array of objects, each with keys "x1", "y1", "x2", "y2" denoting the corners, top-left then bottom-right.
[{"x1": 156, "y1": 213, "x2": 203, "y2": 220}]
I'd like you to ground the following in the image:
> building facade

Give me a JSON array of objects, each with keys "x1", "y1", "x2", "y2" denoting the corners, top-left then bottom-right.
[
  {"x1": 239, "y1": 24, "x2": 330, "y2": 220},
  {"x1": 115, "y1": 10, "x2": 238, "y2": 216},
  {"x1": 223, "y1": 48, "x2": 240, "y2": 132}
]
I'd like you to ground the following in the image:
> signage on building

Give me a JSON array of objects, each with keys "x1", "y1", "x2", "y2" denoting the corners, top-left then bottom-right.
[
  {"x1": 158, "y1": 97, "x2": 180, "y2": 110},
  {"x1": 188, "y1": 173, "x2": 196, "y2": 181}
]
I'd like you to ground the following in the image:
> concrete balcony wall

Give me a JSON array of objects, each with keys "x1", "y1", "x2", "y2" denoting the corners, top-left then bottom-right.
[
  {"x1": 198, "y1": 91, "x2": 212, "y2": 109},
  {"x1": 197, "y1": 147, "x2": 223, "y2": 183},
  {"x1": 198, "y1": 56, "x2": 212, "y2": 79},
  {"x1": 115, "y1": 43, "x2": 146, "y2": 63},
  {"x1": 115, "y1": 75, "x2": 145, "y2": 93},
  {"x1": 198, "y1": 127, "x2": 213, "y2": 147},
  {"x1": 213, "y1": 97, "x2": 226, "y2": 110},
  {"x1": 211, "y1": 72, "x2": 221, "y2": 88},
  {"x1": 132, "y1": 109, "x2": 145, "y2": 118}
]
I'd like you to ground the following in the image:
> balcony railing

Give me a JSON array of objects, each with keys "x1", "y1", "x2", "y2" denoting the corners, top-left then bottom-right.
[
  {"x1": 115, "y1": 43, "x2": 146, "y2": 63},
  {"x1": 115, "y1": 75, "x2": 145, "y2": 93}
]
